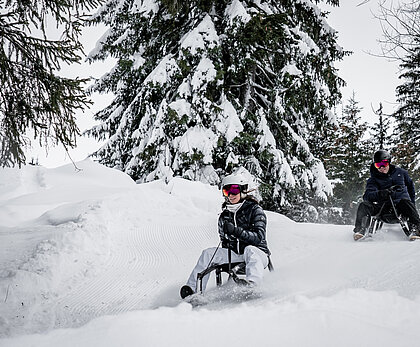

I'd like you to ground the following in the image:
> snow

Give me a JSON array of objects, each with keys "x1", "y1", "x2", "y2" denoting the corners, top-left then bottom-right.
[
  {"x1": 282, "y1": 64, "x2": 303, "y2": 77},
  {"x1": 168, "y1": 99, "x2": 191, "y2": 119},
  {"x1": 257, "y1": 110, "x2": 276, "y2": 150},
  {"x1": 251, "y1": 0, "x2": 273, "y2": 15},
  {"x1": 144, "y1": 55, "x2": 179, "y2": 86},
  {"x1": 215, "y1": 96, "x2": 244, "y2": 143},
  {"x1": 191, "y1": 57, "x2": 217, "y2": 91},
  {"x1": 131, "y1": 0, "x2": 159, "y2": 15},
  {"x1": 174, "y1": 126, "x2": 217, "y2": 164},
  {"x1": 131, "y1": 51, "x2": 146, "y2": 70},
  {"x1": 180, "y1": 14, "x2": 219, "y2": 55},
  {"x1": 280, "y1": 120, "x2": 332, "y2": 199},
  {"x1": 291, "y1": 27, "x2": 321, "y2": 55},
  {"x1": 2, "y1": 161, "x2": 420, "y2": 346},
  {"x1": 87, "y1": 28, "x2": 111, "y2": 61},
  {"x1": 225, "y1": 0, "x2": 252, "y2": 25}
]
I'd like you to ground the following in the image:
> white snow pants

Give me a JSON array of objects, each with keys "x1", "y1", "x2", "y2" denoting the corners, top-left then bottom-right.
[{"x1": 186, "y1": 245, "x2": 269, "y2": 293}]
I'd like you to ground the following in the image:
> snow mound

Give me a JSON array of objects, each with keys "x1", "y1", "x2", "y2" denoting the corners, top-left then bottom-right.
[{"x1": 0, "y1": 159, "x2": 135, "y2": 227}]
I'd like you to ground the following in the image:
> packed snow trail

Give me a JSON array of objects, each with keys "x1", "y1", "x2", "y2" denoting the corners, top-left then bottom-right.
[
  {"x1": 1, "y1": 161, "x2": 420, "y2": 346},
  {"x1": 54, "y1": 222, "x2": 216, "y2": 329}
]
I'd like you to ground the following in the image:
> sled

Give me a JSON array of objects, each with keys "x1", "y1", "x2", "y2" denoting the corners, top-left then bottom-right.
[
  {"x1": 363, "y1": 186, "x2": 410, "y2": 239},
  {"x1": 196, "y1": 257, "x2": 274, "y2": 294}
]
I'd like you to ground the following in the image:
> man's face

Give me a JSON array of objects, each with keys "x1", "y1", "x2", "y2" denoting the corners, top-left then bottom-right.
[
  {"x1": 374, "y1": 159, "x2": 390, "y2": 174},
  {"x1": 377, "y1": 165, "x2": 390, "y2": 174}
]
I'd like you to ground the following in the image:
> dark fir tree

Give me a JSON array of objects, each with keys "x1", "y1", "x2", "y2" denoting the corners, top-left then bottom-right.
[
  {"x1": 0, "y1": 0, "x2": 100, "y2": 167},
  {"x1": 392, "y1": 38, "x2": 420, "y2": 182},
  {"x1": 370, "y1": 102, "x2": 392, "y2": 150},
  {"x1": 87, "y1": 0, "x2": 345, "y2": 220},
  {"x1": 329, "y1": 93, "x2": 371, "y2": 223}
]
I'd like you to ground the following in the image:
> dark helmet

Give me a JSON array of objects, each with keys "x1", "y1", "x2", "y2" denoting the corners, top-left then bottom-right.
[{"x1": 374, "y1": 149, "x2": 391, "y2": 163}]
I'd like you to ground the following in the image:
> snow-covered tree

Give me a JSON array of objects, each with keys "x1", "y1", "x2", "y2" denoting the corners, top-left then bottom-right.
[
  {"x1": 392, "y1": 38, "x2": 420, "y2": 179},
  {"x1": 0, "y1": 0, "x2": 100, "y2": 167},
  {"x1": 87, "y1": 0, "x2": 345, "y2": 218},
  {"x1": 328, "y1": 93, "x2": 372, "y2": 223}
]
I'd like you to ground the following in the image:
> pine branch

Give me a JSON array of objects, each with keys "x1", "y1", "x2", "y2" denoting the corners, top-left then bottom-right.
[{"x1": 0, "y1": 0, "x2": 99, "y2": 167}]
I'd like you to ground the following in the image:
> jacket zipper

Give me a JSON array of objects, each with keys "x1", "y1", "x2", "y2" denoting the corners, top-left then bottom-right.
[{"x1": 233, "y1": 211, "x2": 239, "y2": 254}]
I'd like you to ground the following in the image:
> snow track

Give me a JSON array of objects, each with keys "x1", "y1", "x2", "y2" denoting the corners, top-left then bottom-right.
[{"x1": 53, "y1": 221, "x2": 216, "y2": 329}]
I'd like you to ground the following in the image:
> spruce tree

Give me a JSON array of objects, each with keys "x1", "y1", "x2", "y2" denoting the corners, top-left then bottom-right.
[
  {"x1": 329, "y1": 93, "x2": 371, "y2": 223},
  {"x1": 370, "y1": 103, "x2": 392, "y2": 150},
  {"x1": 0, "y1": 0, "x2": 100, "y2": 167},
  {"x1": 393, "y1": 38, "x2": 420, "y2": 180},
  {"x1": 87, "y1": 0, "x2": 344, "y2": 219}
]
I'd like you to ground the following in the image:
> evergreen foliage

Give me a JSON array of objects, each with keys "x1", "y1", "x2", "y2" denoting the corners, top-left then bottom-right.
[
  {"x1": 370, "y1": 103, "x2": 392, "y2": 150},
  {"x1": 87, "y1": 0, "x2": 345, "y2": 220},
  {"x1": 393, "y1": 38, "x2": 420, "y2": 182},
  {"x1": 0, "y1": 0, "x2": 100, "y2": 167},
  {"x1": 328, "y1": 93, "x2": 372, "y2": 223}
]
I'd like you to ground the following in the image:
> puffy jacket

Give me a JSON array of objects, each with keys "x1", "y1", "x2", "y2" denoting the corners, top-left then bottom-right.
[
  {"x1": 363, "y1": 164, "x2": 415, "y2": 204},
  {"x1": 218, "y1": 198, "x2": 270, "y2": 256}
]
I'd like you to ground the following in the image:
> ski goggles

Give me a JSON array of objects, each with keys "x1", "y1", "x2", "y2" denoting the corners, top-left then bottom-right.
[
  {"x1": 374, "y1": 160, "x2": 390, "y2": 169},
  {"x1": 222, "y1": 184, "x2": 241, "y2": 197}
]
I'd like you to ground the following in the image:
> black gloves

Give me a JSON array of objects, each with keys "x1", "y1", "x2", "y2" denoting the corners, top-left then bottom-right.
[
  {"x1": 378, "y1": 186, "x2": 402, "y2": 200},
  {"x1": 223, "y1": 221, "x2": 242, "y2": 238},
  {"x1": 378, "y1": 189, "x2": 391, "y2": 200},
  {"x1": 391, "y1": 185, "x2": 403, "y2": 193}
]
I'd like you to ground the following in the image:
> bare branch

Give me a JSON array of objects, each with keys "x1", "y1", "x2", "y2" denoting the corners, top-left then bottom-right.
[
  {"x1": 357, "y1": 0, "x2": 372, "y2": 7},
  {"x1": 374, "y1": 0, "x2": 420, "y2": 60}
]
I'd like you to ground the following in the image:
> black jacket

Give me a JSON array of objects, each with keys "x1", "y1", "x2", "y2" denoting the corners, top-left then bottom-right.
[
  {"x1": 218, "y1": 198, "x2": 270, "y2": 256},
  {"x1": 363, "y1": 164, "x2": 415, "y2": 204}
]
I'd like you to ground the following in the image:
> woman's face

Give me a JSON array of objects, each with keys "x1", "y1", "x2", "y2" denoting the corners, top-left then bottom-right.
[{"x1": 228, "y1": 192, "x2": 241, "y2": 204}]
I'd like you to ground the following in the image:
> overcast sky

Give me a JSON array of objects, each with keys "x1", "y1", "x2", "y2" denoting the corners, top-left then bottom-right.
[
  {"x1": 322, "y1": 1, "x2": 401, "y2": 122},
  {"x1": 28, "y1": 1, "x2": 402, "y2": 168}
]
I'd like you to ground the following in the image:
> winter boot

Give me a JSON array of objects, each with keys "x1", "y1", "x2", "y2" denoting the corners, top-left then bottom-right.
[
  {"x1": 180, "y1": 285, "x2": 194, "y2": 299},
  {"x1": 353, "y1": 227, "x2": 366, "y2": 241},
  {"x1": 408, "y1": 224, "x2": 420, "y2": 241},
  {"x1": 235, "y1": 278, "x2": 255, "y2": 287}
]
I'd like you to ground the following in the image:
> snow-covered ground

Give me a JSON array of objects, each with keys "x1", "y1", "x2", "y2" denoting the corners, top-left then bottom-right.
[{"x1": 1, "y1": 160, "x2": 420, "y2": 347}]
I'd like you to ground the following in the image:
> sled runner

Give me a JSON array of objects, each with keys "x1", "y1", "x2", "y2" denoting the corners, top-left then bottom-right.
[
  {"x1": 184, "y1": 257, "x2": 274, "y2": 307},
  {"x1": 363, "y1": 186, "x2": 410, "y2": 239},
  {"x1": 196, "y1": 257, "x2": 274, "y2": 294}
]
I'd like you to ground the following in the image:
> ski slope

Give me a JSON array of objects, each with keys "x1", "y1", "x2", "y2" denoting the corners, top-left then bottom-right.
[{"x1": 1, "y1": 160, "x2": 420, "y2": 347}]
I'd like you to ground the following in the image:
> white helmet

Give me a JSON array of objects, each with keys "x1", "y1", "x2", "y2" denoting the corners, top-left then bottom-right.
[{"x1": 221, "y1": 173, "x2": 248, "y2": 191}]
